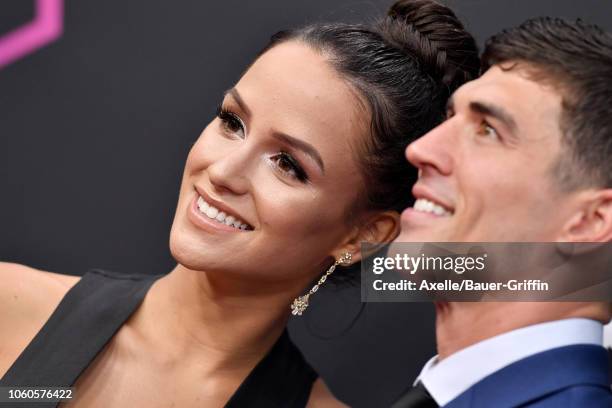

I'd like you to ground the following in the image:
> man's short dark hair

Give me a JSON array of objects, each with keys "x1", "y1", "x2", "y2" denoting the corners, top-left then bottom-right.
[{"x1": 482, "y1": 17, "x2": 612, "y2": 190}]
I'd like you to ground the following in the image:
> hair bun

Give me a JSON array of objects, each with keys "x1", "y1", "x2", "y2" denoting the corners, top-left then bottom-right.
[{"x1": 381, "y1": 0, "x2": 480, "y2": 91}]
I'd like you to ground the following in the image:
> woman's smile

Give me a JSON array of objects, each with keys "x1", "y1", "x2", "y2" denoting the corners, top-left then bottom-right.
[{"x1": 187, "y1": 188, "x2": 254, "y2": 234}]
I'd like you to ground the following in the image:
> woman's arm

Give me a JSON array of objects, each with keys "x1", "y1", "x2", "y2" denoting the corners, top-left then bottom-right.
[{"x1": 0, "y1": 262, "x2": 80, "y2": 377}]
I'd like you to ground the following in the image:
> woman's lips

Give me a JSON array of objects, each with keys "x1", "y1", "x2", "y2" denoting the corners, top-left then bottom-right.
[
  {"x1": 194, "y1": 186, "x2": 253, "y2": 229},
  {"x1": 187, "y1": 194, "x2": 250, "y2": 233}
]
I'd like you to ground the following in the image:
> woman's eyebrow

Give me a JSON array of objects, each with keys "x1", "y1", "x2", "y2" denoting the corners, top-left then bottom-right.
[
  {"x1": 225, "y1": 88, "x2": 251, "y2": 117},
  {"x1": 271, "y1": 131, "x2": 325, "y2": 174},
  {"x1": 224, "y1": 87, "x2": 324, "y2": 174}
]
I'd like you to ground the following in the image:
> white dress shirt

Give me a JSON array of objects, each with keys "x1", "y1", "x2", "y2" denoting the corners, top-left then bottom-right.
[{"x1": 414, "y1": 318, "x2": 604, "y2": 406}]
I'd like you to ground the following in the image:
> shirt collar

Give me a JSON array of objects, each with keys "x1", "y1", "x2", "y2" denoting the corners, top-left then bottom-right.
[{"x1": 414, "y1": 318, "x2": 603, "y2": 406}]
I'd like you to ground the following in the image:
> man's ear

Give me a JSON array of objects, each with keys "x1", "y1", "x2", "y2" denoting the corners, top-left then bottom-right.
[
  {"x1": 560, "y1": 189, "x2": 612, "y2": 242},
  {"x1": 332, "y1": 210, "x2": 401, "y2": 264}
]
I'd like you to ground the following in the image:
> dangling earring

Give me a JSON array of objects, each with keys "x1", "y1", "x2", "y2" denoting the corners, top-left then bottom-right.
[{"x1": 290, "y1": 252, "x2": 352, "y2": 316}]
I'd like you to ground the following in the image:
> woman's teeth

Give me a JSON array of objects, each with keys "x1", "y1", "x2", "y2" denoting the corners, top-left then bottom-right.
[
  {"x1": 414, "y1": 198, "x2": 452, "y2": 216},
  {"x1": 196, "y1": 196, "x2": 252, "y2": 230}
]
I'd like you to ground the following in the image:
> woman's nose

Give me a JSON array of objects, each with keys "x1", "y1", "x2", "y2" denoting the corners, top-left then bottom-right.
[{"x1": 206, "y1": 146, "x2": 252, "y2": 195}]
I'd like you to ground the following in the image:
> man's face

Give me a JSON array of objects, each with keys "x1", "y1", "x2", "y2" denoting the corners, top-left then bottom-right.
[{"x1": 396, "y1": 63, "x2": 578, "y2": 242}]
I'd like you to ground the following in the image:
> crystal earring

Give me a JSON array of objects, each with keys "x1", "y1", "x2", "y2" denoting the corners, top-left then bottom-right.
[{"x1": 290, "y1": 252, "x2": 352, "y2": 316}]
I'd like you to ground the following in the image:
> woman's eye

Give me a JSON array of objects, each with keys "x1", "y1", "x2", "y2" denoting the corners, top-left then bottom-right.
[
  {"x1": 270, "y1": 152, "x2": 309, "y2": 183},
  {"x1": 478, "y1": 121, "x2": 499, "y2": 140},
  {"x1": 217, "y1": 106, "x2": 245, "y2": 139}
]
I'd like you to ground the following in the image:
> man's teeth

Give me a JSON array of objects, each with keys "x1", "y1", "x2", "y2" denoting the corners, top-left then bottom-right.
[
  {"x1": 414, "y1": 198, "x2": 452, "y2": 216},
  {"x1": 196, "y1": 196, "x2": 251, "y2": 230}
]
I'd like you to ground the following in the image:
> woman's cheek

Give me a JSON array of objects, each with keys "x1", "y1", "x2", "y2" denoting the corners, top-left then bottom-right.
[
  {"x1": 272, "y1": 200, "x2": 339, "y2": 239},
  {"x1": 187, "y1": 129, "x2": 227, "y2": 172}
]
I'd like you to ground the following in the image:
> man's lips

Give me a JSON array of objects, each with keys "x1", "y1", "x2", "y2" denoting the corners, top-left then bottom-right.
[{"x1": 411, "y1": 183, "x2": 455, "y2": 215}]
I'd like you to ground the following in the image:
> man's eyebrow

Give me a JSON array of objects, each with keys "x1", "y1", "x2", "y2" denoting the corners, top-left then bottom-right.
[
  {"x1": 224, "y1": 88, "x2": 251, "y2": 117},
  {"x1": 469, "y1": 101, "x2": 518, "y2": 133},
  {"x1": 271, "y1": 131, "x2": 325, "y2": 174}
]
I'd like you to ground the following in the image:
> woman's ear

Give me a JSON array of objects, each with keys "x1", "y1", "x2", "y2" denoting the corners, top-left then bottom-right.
[
  {"x1": 560, "y1": 189, "x2": 612, "y2": 242},
  {"x1": 332, "y1": 210, "x2": 401, "y2": 264}
]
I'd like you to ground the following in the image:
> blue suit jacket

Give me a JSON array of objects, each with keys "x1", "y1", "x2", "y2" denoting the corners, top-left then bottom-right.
[{"x1": 444, "y1": 344, "x2": 612, "y2": 408}]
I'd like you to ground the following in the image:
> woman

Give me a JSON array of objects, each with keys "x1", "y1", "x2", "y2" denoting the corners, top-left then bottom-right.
[{"x1": 0, "y1": 1, "x2": 479, "y2": 406}]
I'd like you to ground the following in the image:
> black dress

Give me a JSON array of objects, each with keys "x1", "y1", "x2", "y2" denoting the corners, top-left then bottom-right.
[{"x1": 0, "y1": 270, "x2": 317, "y2": 407}]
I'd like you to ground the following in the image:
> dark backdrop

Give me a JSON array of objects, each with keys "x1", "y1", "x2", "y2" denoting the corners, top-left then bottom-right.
[{"x1": 2, "y1": 1, "x2": 611, "y2": 406}]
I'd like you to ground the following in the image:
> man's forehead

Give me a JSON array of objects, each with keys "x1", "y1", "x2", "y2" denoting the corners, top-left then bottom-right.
[{"x1": 453, "y1": 64, "x2": 563, "y2": 128}]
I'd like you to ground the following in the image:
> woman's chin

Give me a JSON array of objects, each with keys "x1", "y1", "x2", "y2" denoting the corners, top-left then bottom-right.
[
  {"x1": 168, "y1": 231, "x2": 210, "y2": 271},
  {"x1": 168, "y1": 235, "x2": 240, "y2": 275}
]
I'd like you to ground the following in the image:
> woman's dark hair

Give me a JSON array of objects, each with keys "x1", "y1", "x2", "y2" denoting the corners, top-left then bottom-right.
[{"x1": 258, "y1": 0, "x2": 480, "y2": 215}]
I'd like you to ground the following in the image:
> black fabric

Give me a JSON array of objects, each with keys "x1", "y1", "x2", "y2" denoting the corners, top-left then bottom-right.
[
  {"x1": 0, "y1": 270, "x2": 317, "y2": 407},
  {"x1": 391, "y1": 382, "x2": 439, "y2": 408}
]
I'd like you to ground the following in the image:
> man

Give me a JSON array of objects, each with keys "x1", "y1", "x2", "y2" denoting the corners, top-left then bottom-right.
[{"x1": 392, "y1": 17, "x2": 612, "y2": 407}]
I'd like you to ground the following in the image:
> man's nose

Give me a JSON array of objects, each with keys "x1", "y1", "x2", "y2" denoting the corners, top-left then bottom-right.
[{"x1": 405, "y1": 119, "x2": 455, "y2": 177}]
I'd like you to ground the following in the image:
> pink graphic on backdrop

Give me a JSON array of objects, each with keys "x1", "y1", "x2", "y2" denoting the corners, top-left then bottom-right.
[{"x1": 0, "y1": 0, "x2": 63, "y2": 69}]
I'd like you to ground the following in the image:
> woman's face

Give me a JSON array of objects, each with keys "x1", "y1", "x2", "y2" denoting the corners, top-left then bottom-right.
[{"x1": 169, "y1": 41, "x2": 368, "y2": 284}]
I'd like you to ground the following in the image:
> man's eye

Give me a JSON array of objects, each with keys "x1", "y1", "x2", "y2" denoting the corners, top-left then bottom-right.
[
  {"x1": 478, "y1": 121, "x2": 499, "y2": 140},
  {"x1": 216, "y1": 107, "x2": 245, "y2": 138}
]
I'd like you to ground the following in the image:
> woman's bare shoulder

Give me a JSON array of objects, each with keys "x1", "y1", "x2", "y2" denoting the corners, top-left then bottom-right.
[
  {"x1": 306, "y1": 378, "x2": 349, "y2": 408},
  {"x1": 0, "y1": 261, "x2": 80, "y2": 307},
  {"x1": 0, "y1": 262, "x2": 81, "y2": 375}
]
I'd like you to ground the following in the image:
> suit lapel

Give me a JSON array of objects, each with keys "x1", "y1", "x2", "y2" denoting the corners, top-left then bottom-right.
[{"x1": 444, "y1": 344, "x2": 610, "y2": 408}]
